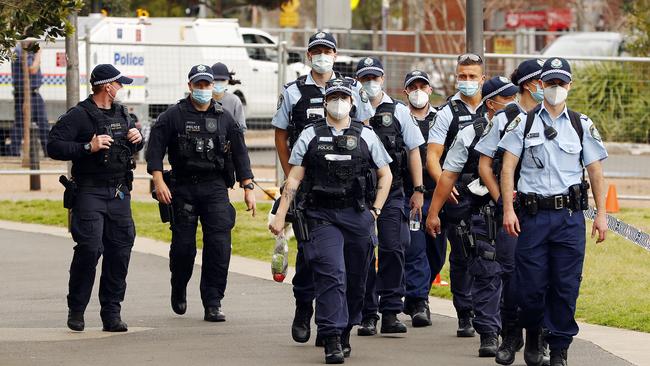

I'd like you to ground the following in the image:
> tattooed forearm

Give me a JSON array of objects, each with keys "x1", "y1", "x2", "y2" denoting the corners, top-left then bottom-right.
[{"x1": 283, "y1": 187, "x2": 297, "y2": 203}]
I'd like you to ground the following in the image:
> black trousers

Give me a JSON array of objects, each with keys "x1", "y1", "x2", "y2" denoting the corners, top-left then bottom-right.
[
  {"x1": 169, "y1": 180, "x2": 236, "y2": 308},
  {"x1": 68, "y1": 186, "x2": 135, "y2": 320}
]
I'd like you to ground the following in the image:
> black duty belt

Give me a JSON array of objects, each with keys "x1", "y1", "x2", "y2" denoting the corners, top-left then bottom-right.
[
  {"x1": 535, "y1": 194, "x2": 572, "y2": 210},
  {"x1": 75, "y1": 175, "x2": 128, "y2": 187},
  {"x1": 310, "y1": 196, "x2": 357, "y2": 209},
  {"x1": 175, "y1": 173, "x2": 221, "y2": 185}
]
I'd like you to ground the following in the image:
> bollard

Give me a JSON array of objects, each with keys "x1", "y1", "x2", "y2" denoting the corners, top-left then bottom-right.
[{"x1": 29, "y1": 123, "x2": 41, "y2": 191}]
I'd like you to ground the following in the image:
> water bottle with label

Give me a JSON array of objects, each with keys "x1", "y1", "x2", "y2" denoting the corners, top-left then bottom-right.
[
  {"x1": 271, "y1": 234, "x2": 289, "y2": 282},
  {"x1": 409, "y1": 209, "x2": 421, "y2": 231}
]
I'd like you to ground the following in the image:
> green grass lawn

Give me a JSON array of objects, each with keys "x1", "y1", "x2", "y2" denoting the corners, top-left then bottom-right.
[{"x1": 0, "y1": 200, "x2": 648, "y2": 333}]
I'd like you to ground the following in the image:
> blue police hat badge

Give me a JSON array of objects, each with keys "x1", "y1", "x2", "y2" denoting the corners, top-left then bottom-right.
[
  {"x1": 551, "y1": 59, "x2": 563, "y2": 68},
  {"x1": 197, "y1": 65, "x2": 207, "y2": 72},
  {"x1": 499, "y1": 76, "x2": 510, "y2": 83},
  {"x1": 364, "y1": 57, "x2": 374, "y2": 66},
  {"x1": 316, "y1": 32, "x2": 326, "y2": 39},
  {"x1": 205, "y1": 118, "x2": 218, "y2": 133},
  {"x1": 412, "y1": 70, "x2": 421, "y2": 75}
]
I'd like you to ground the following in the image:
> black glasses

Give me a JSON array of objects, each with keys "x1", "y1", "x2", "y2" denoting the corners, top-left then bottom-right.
[
  {"x1": 530, "y1": 148, "x2": 545, "y2": 169},
  {"x1": 458, "y1": 53, "x2": 483, "y2": 63}
]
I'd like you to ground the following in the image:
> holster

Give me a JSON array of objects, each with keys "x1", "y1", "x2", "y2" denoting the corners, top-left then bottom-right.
[
  {"x1": 455, "y1": 220, "x2": 475, "y2": 259},
  {"x1": 59, "y1": 175, "x2": 77, "y2": 209},
  {"x1": 570, "y1": 181, "x2": 590, "y2": 211},
  {"x1": 482, "y1": 203, "x2": 498, "y2": 243},
  {"x1": 291, "y1": 206, "x2": 310, "y2": 242}
]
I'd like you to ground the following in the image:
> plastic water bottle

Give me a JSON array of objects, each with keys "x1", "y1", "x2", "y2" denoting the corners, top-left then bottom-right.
[
  {"x1": 409, "y1": 210, "x2": 421, "y2": 231},
  {"x1": 271, "y1": 234, "x2": 289, "y2": 282}
]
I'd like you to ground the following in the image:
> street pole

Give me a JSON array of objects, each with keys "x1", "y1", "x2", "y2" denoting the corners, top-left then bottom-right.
[
  {"x1": 316, "y1": 0, "x2": 323, "y2": 29},
  {"x1": 466, "y1": 0, "x2": 484, "y2": 59},
  {"x1": 275, "y1": 34, "x2": 286, "y2": 187},
  {"x1": 381, "y1": 0, "x2": 389, "y2": 66},
  {"x1": 66, "y1": 12, "x2": 80, "y2": 230},
  {"x1": 20, "y1": 42, "x2": 31, "y2": 169}
]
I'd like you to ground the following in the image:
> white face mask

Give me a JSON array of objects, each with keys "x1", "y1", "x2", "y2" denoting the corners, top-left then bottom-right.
[
  {"x1": 310, "y1": 53, "x2": 334, "y2": 74},
  {"x1": 543, "y1": 85, "x2": 568, "y2": 106},
  {"x1": 408, "y1": 89, "x2": 429, "y2": 109},
  {"x1": 362, "y1": 80, "x2": 382, "y2": 99},
  {"x1": 325, "y1": 99, "x2": 352, "y2": 120},
  {"x1": 108, "y1": 84, "x2": 126, "y2": 102}
]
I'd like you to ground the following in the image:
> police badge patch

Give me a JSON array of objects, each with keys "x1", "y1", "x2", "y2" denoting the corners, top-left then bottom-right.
[
  {"x1": 364, "y1": 57, "x2": 374, "y2": 66},
  {"x1": 276, "y1": 93, "x2": 284, "y2": 110},
  {"x1": 589, "y1": 124, "x2": 602, "y2": 141},
  {"x1": 359, "y1": 89, "x2": 369, "y2": 103},
  {"x1": 316, "y1": 32, "x2": 326, "y2": 39},
  {"x1": 506, "y1": 116, "x2": 520, "y2": 132},
  {"x1": 551, "y1": 58, "x2": 563, "y2": 68},
  {"x1": 205, "y1": 118, "x2": 218, "y2": 133},
  {"x1": 381, "y1": 114, "x2": 392, "y2": 127},
  {"x1": 346, "y1": 135, "x2": 358, "y2": 150},
  {"x1": 482, "y1": 120, "x2": 493, "y2": 137}
]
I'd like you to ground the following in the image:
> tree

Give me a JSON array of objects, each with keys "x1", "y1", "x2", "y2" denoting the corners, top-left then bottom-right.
[
  {"x1": 624, "y1": 0, "x2": 650, "y2": 56},
  {"x1": 0, "y1": 0, "x2": 82, "y2": 62}
]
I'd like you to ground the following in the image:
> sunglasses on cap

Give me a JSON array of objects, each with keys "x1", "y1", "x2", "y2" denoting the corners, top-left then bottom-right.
[{"x1": 457, "y1": 53, "x2": 483, "y2": 63}]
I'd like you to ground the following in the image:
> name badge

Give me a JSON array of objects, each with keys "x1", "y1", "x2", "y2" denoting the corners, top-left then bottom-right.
[
  {"x1": 324, "y1": 154, "x2": 352, "y2": 161},
  {"x1": 459, "y1": 115, "x2": 473, "y2": 122},
  {"x1": 319, "y1": 136, "x2": 333, "y2": 142},
  {"x1": 526, "y1": 132, "x2": 540, "y2": 139},
  {"x1": 310, "y1": 98, "x2": 324, "y2": 104},
  {"x1": 306, "y1": 107, "x2": 324, "y2": 119}
]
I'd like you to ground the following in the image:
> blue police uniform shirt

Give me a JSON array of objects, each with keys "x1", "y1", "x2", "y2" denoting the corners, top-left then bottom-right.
[
  {"x1": 428, "y1": 92, "x2": 484, "y2": 144},
  {"x1": 498, "y1": 103, "x2": 608, "y2": 196},
  {"x1": 371, "y1": 93, "x2": 426, "y2": 150},
  {"x1": 271, "y1": 72, "x2": 374, "y2": 130},
  {"x1": 442, "y1": 122, "x2": 477, "y2": 173},
  {"x1": 11, "y1": 47, "x2": 43, "y2": 90},
  {"x1": 475, "y1": 104, "x2": 525, "y2": 158},
  {"x1": 289, "y1": 119, "x2": 392, "y2": 169}
]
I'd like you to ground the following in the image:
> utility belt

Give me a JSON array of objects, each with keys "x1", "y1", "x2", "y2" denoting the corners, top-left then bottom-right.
[
  {"x1": 516, "y1": 183, "x2": 589, "y2": 215},
  {"x1": 174, "y1": 172, "x2": 221, "y2": 185},
  {"x1": 455, "y1": 219, "x2": 497, "y2": 261},
  {"x1": 310, "y1": 196, "x2": 358, "y2": 210},
  {"x1": 74, "y1": 172, "x2": 133, "y2": 189}
]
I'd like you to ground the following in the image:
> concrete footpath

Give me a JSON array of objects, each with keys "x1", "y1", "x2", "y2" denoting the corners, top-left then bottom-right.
[{"x1": 0, "y1": 220, "x2": 646, "y2": 366}]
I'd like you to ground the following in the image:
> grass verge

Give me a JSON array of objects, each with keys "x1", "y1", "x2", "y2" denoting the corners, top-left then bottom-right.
[{"x1": 0, "y1": 200, "x2": 648, "y2": 332}]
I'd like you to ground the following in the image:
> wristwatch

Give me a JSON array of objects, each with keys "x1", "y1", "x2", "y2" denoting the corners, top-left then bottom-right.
[
  {"x1": 414, "y1": 185, "x2": 427, "y2": 193},
  {"x1": 241, "y1": 182, "x2": 254, "y2": 191},
  {"x1": 83, "y1": 143, "x2": 92, "y2": 152},
  {"x1": 371, "y1": 206, "x2": 382, "y2": 217}
]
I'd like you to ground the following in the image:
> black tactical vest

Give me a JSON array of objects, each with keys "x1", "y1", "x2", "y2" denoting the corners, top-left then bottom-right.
[
  {"x1": 405, "y1": 110, "x2": 436, "y2": 194},
  {"x1": 76, "y1": 99, "x2": 135, "y2": 178},
  {"x1": 442, "y1": 99, "x2": 486, "y2": 163},
  {"x1": 369, "y1": 101, "x2": 407, "y2": 189},
  {"x1": 175, "y1": 102, "x2": 233, "y2": 181},
  {"x1": 304, "y1": 119, "x2": 374, "y2": 210}
]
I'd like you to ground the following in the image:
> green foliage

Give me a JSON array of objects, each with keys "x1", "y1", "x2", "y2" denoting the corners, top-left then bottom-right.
[
  {"x1": 623, "y1": 0, "x2": 650, "y2": 57},
  {"x1": 567, "y1": 62, "x2": 650, "y2": 143},
  {"x1": 0, "y1": 0, "x2": 82, "y2": 62}
]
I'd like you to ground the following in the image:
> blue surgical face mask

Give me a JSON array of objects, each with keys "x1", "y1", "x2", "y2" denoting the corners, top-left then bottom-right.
[
  {"x1": 456, "y1": 80, "x2": 480, "y2": 97},
  {"x1": 192, "y1": 88, "x2": 213, "y2": 104},
  {"x1": 213, "y1": 81, "x2": 228, "y2": 94},
  {"x1": 528, "y1": 84, "x2": 544, "y2": 103}
]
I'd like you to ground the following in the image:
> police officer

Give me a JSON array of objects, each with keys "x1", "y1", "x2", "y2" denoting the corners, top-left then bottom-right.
[
  {"x1": 211, "y1": 62, "x2": 247, "y2": 132},
  {"x1": 426, "y1": 76, "x2": 519, "y2": 358},
  {"x1": 47, "y1": 64, "x2": 143, "y2": 332},
  {"x1": 474, "y1": 61, "x2": 545, "y2": 365},
  {"x1": 10, "y1": 42, "x2": 49, "y2": 156},
  {"x1": 401, "y1": 70, "x2": 446, "y2": 327},
  {"x1": 146, "y1": 64, "x2": 256, "y2": 322},
  {"x1": 270, "y1": 78, "x2": 392, "y2": 364},
  {"x1": 426, "y1": 53, "x2": 487, "y2": 337},
  {"x1": 354, "y1": 57, "x2": 425, "y2": 336},
  {"x1": 272, "y1": 31, "x2": 372, "y2": 344},
  {"x1": 499, "y1": 58, "x2": 608, "y2": 366}
]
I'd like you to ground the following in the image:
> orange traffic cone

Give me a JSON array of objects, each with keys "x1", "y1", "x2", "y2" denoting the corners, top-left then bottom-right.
[
  {"x1": 432, "y1": 273, "x2": 449, "y2": 287},
  {"x1": 606, "y1": 184, "x2": 619, "y2": 213}
]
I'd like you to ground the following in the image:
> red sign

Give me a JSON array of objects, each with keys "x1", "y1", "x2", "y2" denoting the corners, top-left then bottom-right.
[
  {"x1": 56, "y1": 52, "x2": 66, "y2": 67},
  {"x1": 506, "y1": 8, "x2": 572, "y2": 30},
  {"x1": 135, "y1": 29, "x2": 142, "y2": 42}
]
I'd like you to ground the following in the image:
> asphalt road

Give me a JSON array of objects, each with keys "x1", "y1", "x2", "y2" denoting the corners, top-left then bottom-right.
[{"x1": 0, "y1": 229, "x2": 633, "y2": 366}]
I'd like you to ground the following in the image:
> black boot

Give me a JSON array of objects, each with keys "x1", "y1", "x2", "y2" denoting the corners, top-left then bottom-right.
[
  {"x1": 204, "y1": 307, "x2": 226, "y2": 322},
  {"x1": 324, "y1": 336, "x2": 345, "y2": 364},
  {"x1": 291, "y1": 301, "x2": 313, "y2": 343},
  {"x1": 67, "y1": 310, "x2": 84, "y2": 331},
  {"x1": 357, "y1": 316, "x2": 377, "y2": 336},
  {"x1": 457, "y1": 312, "x2": 476, "y2": 337},
  {"x1": 380, "y1": 312, "x2": 407, "y2": 334},
  {"x1": 171, "y1": 285, "x2": 187, "y2": 315},
  {"x1": 542, "y1": 342, "x2": 551, "y2": 366},
  {"x1": 524, "y1": 327, "x2": 544, "y2": 366},
  {"x1": 102, "y1": 317, "x2": 128, "y2": 332},
  {"x1": 496, "y1": 326, "x2": 523, "y2": 365},
  {"x1": 478, "y1": 332, "x2": 499, "y2": 357},
  {"x1": 549, "y1": 348, "x2": 568, "y2": 366},
  {"x1": 315, "y1": 333, "x2": 325, "y2": 347},
  {"x1": 341, "y1": 327, "x2": 352, "y2": 358},
  {"x1": 410, "y1": 300, "x2": 432, "y2": 328}
]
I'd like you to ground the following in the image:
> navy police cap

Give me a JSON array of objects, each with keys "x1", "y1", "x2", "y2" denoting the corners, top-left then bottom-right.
[
  {"x1": 541, "y1": 57, "x2": 572, "y2": 83},
  {"x1": 90, "y1": 64, "x2": 133, "y2": 86},
  {"x1": 404, "y1": 70, "x2": 430, "y2": 88},
  {"x1": 308, "y1": 31, "x2": 337, "y2": 51},
  {"x1": 355, "y1": 57, "x2": 384, "y2": 78},
  {"x1": 512, "y1": 59, "x2": 544, "y2": 85},
  {"x1": 481, "y1": 76, "x2": 518, "y2": 103},
  {"x1": 188, "y1": 64, "x2": 214, "y2": 83},
  {"x1": 211, "y1": 62, "x2": 231, "y2": 81},
  {"x1": 325, "y1": 78, "x2": 353, "y2": 97}
]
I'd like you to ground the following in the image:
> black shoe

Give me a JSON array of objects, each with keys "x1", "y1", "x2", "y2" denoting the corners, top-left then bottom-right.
[
  {"x1": 524, "y1": 328, "x2": 544, "y2": 366},
  {"x1": 324, "y1": 336, "x2": 345, "y2": 364},
  {"x1": 291, "y1": 302, "x2": 313, "y2": 343},
  {"x1": 380, "y1": 312, "x2": 407, "y2": 334},
  {"x1": 478, "y1": 332, "x2": 499, "y2": 357},
  {"x1": 549, "y1": 348, "x2": 568, "y2": 366},
  {"x1": 457, "y1": 316, "x2": 476, "y2": 337},
  {"x1": 542, "y1": 342, "x2": 551, "y2": 366},
  {"x1": 171, "y1": 286, "x2": 187, "y2": 315},
  {"x1": 357, "y1": 316, "x2": 377, "y2": 336},
  {"x1": 496, "y1": 327, "x2": 523, "y2": 365},
  {"x1": 315, "y1": 333, "x2": 325, "y2": 347},
  {"x1": 204, "y1": 307, "x2": 226, "y2": 322},
  {"x1": 341, "y1": 327, "x2": 352, "y2": 358},
  {"x1": 67, "y1": 310, "x2": 84, "y2": 331},
  {"x1": 410, "y1": 300, "x2": 432, "y2": 328},
  {"x1": 102, "y1": 318, "x2": 128, "y2": 332}
]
